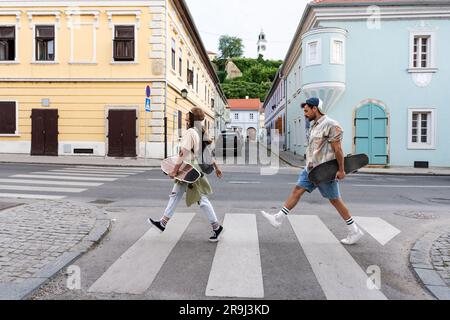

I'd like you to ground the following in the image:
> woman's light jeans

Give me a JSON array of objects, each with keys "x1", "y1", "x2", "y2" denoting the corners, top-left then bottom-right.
[{"x1": 163, "y1": 183, "x2": 218, "y2": 224}]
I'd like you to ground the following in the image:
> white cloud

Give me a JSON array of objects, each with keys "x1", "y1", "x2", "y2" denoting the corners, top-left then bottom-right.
[{"x1": 185, "y1": 0, "x2": 309, "y2": 60}]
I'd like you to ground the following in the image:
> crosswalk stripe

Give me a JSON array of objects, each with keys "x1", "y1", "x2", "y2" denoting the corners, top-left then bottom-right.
[
  {"x1": 12, "y1": 175, "x2": 117, "y2": 182},
  {"x1": 0, "y1": 179, "x2": 103, "y2": 187},
  {"x1": 354, "y1": 217, "x2": 401, "y2": 246},
  {"x1": 206, "y1": 214, "x2": 264, "y2": 298},
  {"x1": 0, "y1": 185, "x2": 87, "y2": 193},
  {"x1": 88, "y1": 213, "x2": 195, "y2": 295},
  {"x1": 31, "y1": 172, "x2": 126, "y2": 178},
  {"x1": 54, "y1": 169, "x2": 139, "y2": 175},
  {"x1": 76, "y1": 166, "x2": 150, "y2": 172},
  {"x1": 288, "y1": 215, "x2": 387, "y2": 300},
  {"x1": 0, "y1": 193, "x2": 66, "y2": 200}
]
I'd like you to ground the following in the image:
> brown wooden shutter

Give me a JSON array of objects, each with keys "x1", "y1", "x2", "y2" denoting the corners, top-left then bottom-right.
[{"x1": 0, "y1": 102, "x2": 16, "y2": 134}]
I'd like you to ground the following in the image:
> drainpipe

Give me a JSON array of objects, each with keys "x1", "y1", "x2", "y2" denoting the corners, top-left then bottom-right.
[
  {"x1": 164, "y1": 0, "x2": 169, "y2": 158},
  {"x1": 283, "y1": 73, "x2": 288, "y2": 151}
]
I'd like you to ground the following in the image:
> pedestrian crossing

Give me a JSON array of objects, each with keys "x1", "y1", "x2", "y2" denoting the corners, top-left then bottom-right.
[
  {"x1": 87, "y1": 213, "x2": 397, "y2": 300},
  {"x1": 0, "y1": 166, "x2": 147, "y2": 200}
]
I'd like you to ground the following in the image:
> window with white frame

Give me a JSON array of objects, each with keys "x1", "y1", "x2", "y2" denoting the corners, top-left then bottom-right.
[
  {"x1": 408, "y1": 109, "x2": 435, "y2": 149},
  {"x1": 306, "y1": 40, "x2": 321, "y2": 65},
  {"x1": 113, "y1": 25, "x2": 134, "y2": 61},
  {"x1": 178, "y1": 48, "x2": 182, "y2": 77},
  {"x1": 413, "y1": 36, "x2": 430, "y2": 68},
  {"x1": 249, "y1": 113, "x2": 254, "y2": 120},
  {"x1": 0, "y1": 26, "x2": 15, "y2": 61},
  {"x1": 234, "y1": 113, "x2": 239, "y2": 120},
  {"x1": 331, "y1": 39, "x2": 344, "y2": 64},
  {"x1": 36, "y1": 25, "x2": 55, "y2": 61},
  {"x1": 171, "y1": 38, "x2": 176, "y2": 70}
]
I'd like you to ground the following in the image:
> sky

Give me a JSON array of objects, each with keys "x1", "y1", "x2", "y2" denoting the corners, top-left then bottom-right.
[{"x1": 185, "y1": 0, "x2": 309, "y2": 61}]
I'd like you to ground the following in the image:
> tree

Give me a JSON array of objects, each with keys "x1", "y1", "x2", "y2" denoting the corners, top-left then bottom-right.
[{"x1": 218, "y1": 35, "x2": 244, "y2": 60}]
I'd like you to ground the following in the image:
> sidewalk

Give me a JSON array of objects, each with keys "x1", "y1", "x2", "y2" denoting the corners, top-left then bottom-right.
[
  {"x1": 0, "y1": 200, "x2": 110, "y2": 300},
  {"x1": 0, "y1": 154, "x2": 160, "y2": 168},
  {"x1": 279, "y1": 150, "x2": 450, "y2": 176}
]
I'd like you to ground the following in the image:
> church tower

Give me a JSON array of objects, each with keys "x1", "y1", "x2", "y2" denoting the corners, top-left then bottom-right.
[{"x1": 257, "y1": 29, "x2": 267, "y2": 57}]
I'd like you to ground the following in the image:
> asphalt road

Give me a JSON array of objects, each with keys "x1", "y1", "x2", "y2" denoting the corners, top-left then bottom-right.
[{"x1": 1, "y1": 162, "x2": 449, "y2": 300}]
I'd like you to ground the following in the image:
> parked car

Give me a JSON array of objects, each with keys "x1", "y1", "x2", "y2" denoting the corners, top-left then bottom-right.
[{"x1": 215, "y1": 131, "x2": 243, "y2": 157}]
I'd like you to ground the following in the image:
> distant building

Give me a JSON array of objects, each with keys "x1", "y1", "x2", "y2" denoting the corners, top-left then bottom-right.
[
  {"x1": 228, "y1": 98, "x2": 261, "y2": 142},
  {"x1": 207, "y1": 51, "x2": 218, "y2": 61},
  {"x1": 257, "y1": 30, "x2": 267, "y2": 57},
  {"x1": 225, "y1": 60, "x2": 243, "y2": 80}
]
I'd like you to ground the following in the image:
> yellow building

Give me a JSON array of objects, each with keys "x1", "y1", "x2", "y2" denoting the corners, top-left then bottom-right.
[{"x1": 0, "y1": 0, "x2": 228, "y2": 159}]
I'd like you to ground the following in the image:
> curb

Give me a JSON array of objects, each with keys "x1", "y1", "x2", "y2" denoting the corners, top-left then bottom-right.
[
  {"x1": 0, "y1": 203, "x2": 111, "y2": 300},
  {"x1": 0, "y1": 160, "x2": 159, "y2": 168},
  {"x1": 410, "y1": 228, "x2": 450, "y2": 300}
]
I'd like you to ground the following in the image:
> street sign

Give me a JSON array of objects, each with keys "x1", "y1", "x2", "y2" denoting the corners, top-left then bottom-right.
[
  {"x1": 145, "y1": 98, "x2": 151, "y2": 112},
  {"x1": 146, "y1": 86, "x2": 151, "y2": 98}
]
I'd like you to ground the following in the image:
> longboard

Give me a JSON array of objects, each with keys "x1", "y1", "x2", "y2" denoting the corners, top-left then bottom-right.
[
  {"x1": 308, "y1": 154, "x2": 369, "y2": 186},
  {"x1": 161, "y1": 156, "x2": 201, "y2": 184}
]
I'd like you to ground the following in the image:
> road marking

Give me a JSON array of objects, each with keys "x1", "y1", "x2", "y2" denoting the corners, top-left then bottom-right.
[
  {"x1": 206, "y1": 214, "x2": 264, "y2": 298},
  {"x1": 88, "y1": 212, "x2": 195, "y2": 295},
  {"x1": 53, "y1": 169, "x2": 139, "y2": 175},
  {"x1": 31, "y1": 172, "x2": 126, "y2": 178},
  {"x1": 288, "y1": 215, "x2": 387, "y2": 300},
  {"x1": 12, "y1": 175, "x2": 117, "y2": 182},
  {"x1": 147, "y1": 179, "x2": 172, "y2": 182},
  {"x1": 0, "y1": 179, "x2": 103, "y2": 187},
  {"x1": 0, "y1": 193, "x2": 66, "y2": 200},
  {"x1": 354, "y1": 217, "x2": 401, "y2": 246},
  {"x1": 0, "y1": 185, "x2": 87, "y2": 193},
  {"x1": 228, "y1": 181, "x2": 261, "y2": 185},
  {"x1": 352, "y1": 184, "x2": 450, "y2": 188},
  {"x1": 76, "y1": 166, "x2": 150, "y2": 171}
]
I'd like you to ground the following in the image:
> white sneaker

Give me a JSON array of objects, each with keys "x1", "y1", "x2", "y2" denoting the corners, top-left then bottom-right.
[
  {"x1": 260, "y1": 211, "x2": 286, "y2": 228},
  {"x1": 341, "y1": 226, "x2": 364, "y2": 245}
]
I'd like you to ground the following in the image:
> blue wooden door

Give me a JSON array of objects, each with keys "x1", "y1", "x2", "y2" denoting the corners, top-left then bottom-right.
[{"x1": 355, "y1": 104, "x2": 388, "y2": 165}]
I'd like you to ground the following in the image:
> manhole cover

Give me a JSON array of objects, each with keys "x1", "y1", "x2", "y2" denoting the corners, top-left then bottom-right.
[
  {"x1": 429, "y1": 198, "x2": 450, "y2": 204},
  {"x1": 394, "y1": 210, "x2": 439, "y2": 220},
  {"x1": 89, "y1": 199, "x2": 116, "y2": 205}
]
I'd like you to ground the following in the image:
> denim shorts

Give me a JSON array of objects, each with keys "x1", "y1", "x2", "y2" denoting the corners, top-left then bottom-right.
[{"x1": 296, "y1": 168, "x2": 341, "y2": 200}]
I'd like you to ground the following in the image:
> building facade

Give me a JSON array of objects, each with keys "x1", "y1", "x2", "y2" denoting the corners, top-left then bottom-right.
[
  {"x1": 0, "y1": 0, "x2": 227, "y2": 159},
  {"x1": 264, "y1": 0, "x2": 450, "y2": 167},
  {"x1": 228, "y1": 98, "x2": 261, "y2": 142}
]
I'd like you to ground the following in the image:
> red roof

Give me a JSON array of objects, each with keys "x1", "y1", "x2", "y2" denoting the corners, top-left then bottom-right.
[{"x1": 228, "y1": 99, "x2": 261, "y2": 111}]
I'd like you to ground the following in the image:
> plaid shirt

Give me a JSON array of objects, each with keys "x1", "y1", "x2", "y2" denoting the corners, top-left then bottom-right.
[{"x1": 306, "y1": 115, "x2": 344, "y2": 171}]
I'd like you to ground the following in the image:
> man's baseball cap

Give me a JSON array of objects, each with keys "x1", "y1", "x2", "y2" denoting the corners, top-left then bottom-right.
[{"x1": 305, "y1": 97, "x2": 325, "y2": 115}]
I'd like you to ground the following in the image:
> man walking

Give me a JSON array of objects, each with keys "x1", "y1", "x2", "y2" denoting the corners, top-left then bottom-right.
[{"x1": 261, "y1": 97, "x2": 364, "y2": 245}]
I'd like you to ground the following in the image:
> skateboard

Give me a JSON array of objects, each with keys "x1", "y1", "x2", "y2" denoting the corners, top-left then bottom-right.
[
  {"x1": 308, "y1": 154, "x2": 369, "y2": 186},
  {"x1": 161, "y1": 156, "x2": 202, "y2": 184}
]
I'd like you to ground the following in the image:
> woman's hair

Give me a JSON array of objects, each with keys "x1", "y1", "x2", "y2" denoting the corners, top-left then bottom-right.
[{"x1": 187, "y1": 107, "x2": 205, "y2": 129}]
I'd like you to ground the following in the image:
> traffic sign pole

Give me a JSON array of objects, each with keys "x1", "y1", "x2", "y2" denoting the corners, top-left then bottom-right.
[{"x1": 144, "y1": 86, "x2": 151, "y2": 161}]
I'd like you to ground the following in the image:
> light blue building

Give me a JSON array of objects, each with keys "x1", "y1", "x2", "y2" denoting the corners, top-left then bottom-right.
[{"x1": 264, "y1": 0, "x2": 450, "y2": 167}]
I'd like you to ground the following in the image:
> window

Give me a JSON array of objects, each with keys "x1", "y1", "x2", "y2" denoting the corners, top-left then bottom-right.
[
  {"x1": 234, "y1": 113, "x2": 239, "y2": 120},
  {"x1": 178, "y1": 48, "x2": 182, "y2": 77},
  {"x1": 211, "y1": 98, "x2": 215, "y2": 109},
  {"x1": 413, "y1": 36, "x2": 430, "y2": 68},
  {"x1": 36, "y1": 25, "x2": 55, "y2": 61},
  {"x1": 196, "y1": 70, "x2": 199, "y2": 93},
  {"x1": 187, "y1": 61, "x2": 193, "y2": 86},
  {"x1": 331, "y1": 40, "x2": 344, "y2": 64},
  {"x1": 408, "y1": 109, "x2": 436, "y2": 149},
  {"x1": 250, "y1": 113, "x2": 254, "y2": 120},
  {"x1": 113, "y1": 26, "x2": 134, "y2": 61},
  {"x1": 306, "y1": 40, "x2": 321, "y2": 66},
  {"x1": 0, "y1": 101, "x2": 17, "y2": 134},
  {"x1": 0, "y1": 26, "x2": 15, "y2": 61},
  {"x1": 178, "y1": 110, "x2": 182, "y2": 138},
  {"x1": 171, "y1": 38, "x2": 176, "y2": 70}
]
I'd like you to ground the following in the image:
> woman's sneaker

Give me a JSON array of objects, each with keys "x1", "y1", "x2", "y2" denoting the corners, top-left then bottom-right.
[
  {"x1": 209, "y1": 226, "x2": 224, "y2": 242},
  {"x1": 148, "y1": 218, "x2": 165, "y2": 233}
]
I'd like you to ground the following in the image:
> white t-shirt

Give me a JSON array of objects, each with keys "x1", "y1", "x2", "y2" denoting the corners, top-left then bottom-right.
[{"x1": 179, "y1": 128, "x2": 200, "y2": 161}]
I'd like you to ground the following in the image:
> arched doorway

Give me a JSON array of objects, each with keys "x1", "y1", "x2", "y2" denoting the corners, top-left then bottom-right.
[
  {"x1": 247, "y1": 127, "x2": 257, "y2": 141},
  {"x1": 354, "y1": 103, "x2": 389, "y2": 165}
]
